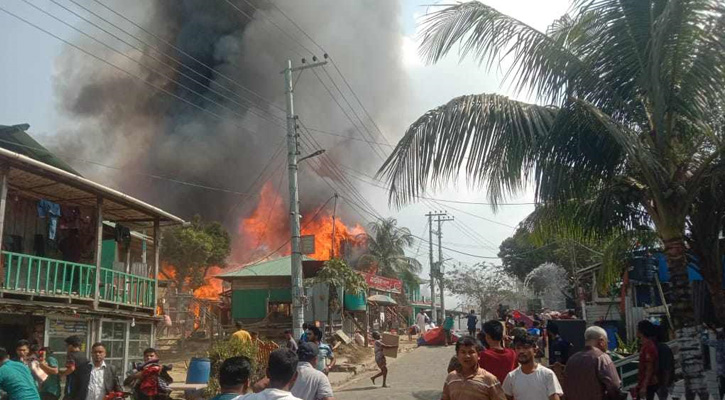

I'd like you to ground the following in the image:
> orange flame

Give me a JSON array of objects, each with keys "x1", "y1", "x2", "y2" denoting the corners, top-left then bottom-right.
[
  {"x1": 235, "y1": 181, "x2": 366, "y2": 262},
  {"x1": 193, "y1": 266, "x2": 224, "y2": 300}
]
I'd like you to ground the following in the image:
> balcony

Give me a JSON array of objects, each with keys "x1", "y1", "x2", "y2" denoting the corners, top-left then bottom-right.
[{"x1": 1, "y1": 251, "x2": 155, "y2": 309}]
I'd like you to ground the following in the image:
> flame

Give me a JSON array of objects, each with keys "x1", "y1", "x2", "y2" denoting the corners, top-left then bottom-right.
[
  {"x1": 192, "y1": 303, "x2": 200, "y2": 330},
  {"x1": 193, "y1": 266, "x2": 224, "y2": 300},
  {"x1": 235, "y1": 181, "x2": 367, "y2": 262}
]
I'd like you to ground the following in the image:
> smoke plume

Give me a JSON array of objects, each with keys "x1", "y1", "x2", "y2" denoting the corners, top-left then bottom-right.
[{"x1": 51, "y1": 0, "x2": 409, "y2": 261}]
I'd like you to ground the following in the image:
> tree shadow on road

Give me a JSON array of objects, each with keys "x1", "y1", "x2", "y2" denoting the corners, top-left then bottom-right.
[{"x1": 412, "y1": 390, "x2": 442, "y2": 400}]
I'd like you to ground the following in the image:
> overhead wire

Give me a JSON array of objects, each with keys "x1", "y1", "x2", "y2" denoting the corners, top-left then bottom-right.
[
  {"x1": 0, "y1": 5, "x2": 281, "y2": 148},
  {"x1": 65, "y1": 0, "x2": 288, "y2": 126},
  {"x1": 25, "y1": 0, "x2": 287, "y2": 135},
  {"x1": 91, "y1": 0, "x2": 287, "y2": 113}
]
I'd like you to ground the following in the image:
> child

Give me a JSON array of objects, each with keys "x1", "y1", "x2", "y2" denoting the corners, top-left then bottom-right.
[
  {"x1": 370, "y1": 331, "x2": 397, "y2": 388},
  {"x1": 127, "y1": 348, "x2": 173, "y2": 400}
]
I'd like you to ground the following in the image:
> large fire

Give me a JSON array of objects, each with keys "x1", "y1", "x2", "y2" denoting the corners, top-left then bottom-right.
[
  {"x1": 237, "y1": 181, "x2": 366, "y2": 261},
  {"x1": 163, "y1": 181, "x2": 366, "y2": 302}
]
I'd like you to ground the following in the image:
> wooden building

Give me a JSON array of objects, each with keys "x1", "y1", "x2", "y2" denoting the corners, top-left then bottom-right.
[{"x1": 0, "y1": 124, "x2": 184, "y2": 374}]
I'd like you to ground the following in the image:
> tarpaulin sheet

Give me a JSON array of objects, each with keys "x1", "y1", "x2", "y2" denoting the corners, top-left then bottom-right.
[{"x1": 418, "y1": 327, "x2": 459, "y2": 346}]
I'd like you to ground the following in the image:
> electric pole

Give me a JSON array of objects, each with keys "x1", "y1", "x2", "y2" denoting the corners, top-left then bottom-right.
[
  {"x1": 284, "y1": 57, "x2": 327, "y2": 339},
  {"x1": 427, "y1": 212, "x2": 436, "y2": 323},
  {"x1": 436, "y1": 213, "x2": 454, "y2": 320},
  {"x1": 426, "y1": 211, "x2": 451, "y2": 323}
]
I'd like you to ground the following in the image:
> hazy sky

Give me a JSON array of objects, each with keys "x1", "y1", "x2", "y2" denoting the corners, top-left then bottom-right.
[{"x1": 0, "y1": 0, "x2": 571, "y2": 307}]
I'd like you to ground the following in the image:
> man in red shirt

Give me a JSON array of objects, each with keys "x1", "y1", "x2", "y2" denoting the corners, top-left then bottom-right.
[
  {"x1": 479, "y1": 320, "x2": 517, "y2": 384},
  {"x1": 636, "y1": 320, "x2": 659, "y2": 400}
]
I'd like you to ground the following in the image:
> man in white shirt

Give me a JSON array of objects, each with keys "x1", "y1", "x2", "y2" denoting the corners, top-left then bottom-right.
[
  {"x1": 241, "y1": 349, "x2": 301, "y2": 400},
  {"x1": 290, "y1": 343, "x2": 334, "y2": 400},
  {"x1": 502, "y1": 333, "x2": 563, "y2": 400},
  {"x1": 416, "y1": 312, "x2": 428, "y2": 336},
  {"x1": 85, "y1": 343, "x2": 121, "y2": 400}
]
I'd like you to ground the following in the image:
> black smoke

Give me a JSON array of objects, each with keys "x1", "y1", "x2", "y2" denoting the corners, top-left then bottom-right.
[{"x1": 51, "y1": 0, "x2": 408, "y2": 260}]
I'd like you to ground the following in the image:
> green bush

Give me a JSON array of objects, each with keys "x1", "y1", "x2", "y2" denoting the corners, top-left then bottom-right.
[{"x1": 205, "y1": 339, "x2": 262, "y2": 397}]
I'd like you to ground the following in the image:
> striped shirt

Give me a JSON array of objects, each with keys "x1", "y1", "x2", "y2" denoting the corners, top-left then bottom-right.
[{"x1": 442, "y1": 367, "x2": 506, "y2": 400}]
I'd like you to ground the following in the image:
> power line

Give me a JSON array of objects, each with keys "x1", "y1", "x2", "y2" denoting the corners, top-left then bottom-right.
[
  {"x1": 66, "y1": 0, "x2": 288, "y2": 126},
  {"x1": 27, "y1": 0, "x2": 286, "y2": 135},
  {"x1": 0, "y1": 5, "x2": 279, "y2": 148},
  {"x1": 91, "y1": 0, "x2": 287, "y2": 114}
]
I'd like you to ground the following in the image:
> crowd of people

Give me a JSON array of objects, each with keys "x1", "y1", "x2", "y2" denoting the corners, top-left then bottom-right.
[
  {"x1": 228, "y1": 321, "x2": 400, "y2": 400},
  {"x1": 438, "y1": 314, "x2": 695, "y2": 400},
  {"x1": 0, "y1": 336, "x2": 171, "y2": 400}
]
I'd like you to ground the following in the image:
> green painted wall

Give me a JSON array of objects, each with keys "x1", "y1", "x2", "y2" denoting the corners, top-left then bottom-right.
[
  {"x1": 232, "y1": 289, "x2": 292, "y2": 320},
  {"x1": 101, "y1": 240, "x2": 116, "y2": 270}
]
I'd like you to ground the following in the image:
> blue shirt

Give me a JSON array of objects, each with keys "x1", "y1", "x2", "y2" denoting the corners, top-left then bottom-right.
[
  {"x1": 316, "y1": 343, "x2": 334, "y2": 372},
  {"x1": 0, "y1": 360, "x2": 41, "y2": 400},
  {"x1": 466, "y1": 314, "x2": 478, "y2": 329},
  {"x1": 209, "y1": 393, "x2": 242, "y2": 400},
  {"x1": 527, "y1": 328, "x2": 541, "y2": 336}
]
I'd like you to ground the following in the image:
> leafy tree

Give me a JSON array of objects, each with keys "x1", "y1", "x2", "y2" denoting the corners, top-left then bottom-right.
[
  {"x1": 498, "y1": 228, "x2": 557, "y2": 281},
  {"x1": 356, "y1": 218, "x2": 422, "y2": 288},
  {"x1": 161, "y1": 215, "x2": 231, "y2": 289},
  {"x1": 304, "y1": 258, "x2": 368, "y2": 329},
  {"x1": 445, "y1": 263, "x2": 519, "y2": 320},
  {"x1": 378, "y1": 2, "x2": 725, "y2": 396}
]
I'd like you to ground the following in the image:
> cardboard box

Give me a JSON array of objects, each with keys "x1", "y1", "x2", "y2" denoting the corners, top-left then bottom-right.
[{"x1": 381, "y1": 333, "x2": 399, "y2": 358}]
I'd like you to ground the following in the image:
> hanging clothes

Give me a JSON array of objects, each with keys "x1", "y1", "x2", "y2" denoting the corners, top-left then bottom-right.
[
  {"x1": 37, "y1": 199, "x2": 61, "y2": 240},
  {"x1": 114, "y1": 224, "x2": 131, "y2": 246}
]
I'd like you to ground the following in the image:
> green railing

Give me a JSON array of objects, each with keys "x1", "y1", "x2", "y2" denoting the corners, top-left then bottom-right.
[
  {"x1": 99, "y1": 268, "x2": 155, "y2": 308},
  {"x1": 1, "y1": 251, "x2": 155, "y2": 308}
]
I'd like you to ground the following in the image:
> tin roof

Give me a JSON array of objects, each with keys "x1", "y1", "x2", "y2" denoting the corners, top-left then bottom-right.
[
  {"x1": 216, "y1": 255, "x2": 315, "y2": 279},
  {"x1": 0, "y1": 124, "x2": 184, "y2": 228}
]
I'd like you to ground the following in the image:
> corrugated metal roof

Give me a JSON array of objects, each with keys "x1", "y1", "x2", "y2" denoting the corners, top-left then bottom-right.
[
  {"x1": 217, "y1": 255, "x2": 314, "y2": 278},
  {"x1": 0, "y1": 124, "x2": 79, "y2": 175}
]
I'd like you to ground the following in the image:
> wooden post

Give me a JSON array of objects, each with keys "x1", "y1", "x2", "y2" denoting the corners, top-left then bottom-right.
[
  {"x1": 93, "y1": 197, "x2": 103, "y2": 310},
  {"x1": 0, "y1": 166, "x2": 9, "y2": 286},
  {"x1": 153, "y1": 218, "x2": 160, "y2": 315}
]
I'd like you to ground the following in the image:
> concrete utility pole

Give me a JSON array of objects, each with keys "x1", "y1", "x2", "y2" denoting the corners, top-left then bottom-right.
[
  {"x1": 427, "y1": 212, "x2": 436, "y2": 323},
  {"x1": 284, "y1": 57, "x2": 327, "y2": 339},
  {"x1": 436, "y1": 213, "x2": 454, "y2": 320},
  {"x1": 426, "y1": 211, "x2": 452, "y2": 323}
]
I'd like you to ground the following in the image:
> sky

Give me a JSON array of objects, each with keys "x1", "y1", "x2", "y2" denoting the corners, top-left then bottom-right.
[{"x1": 0, "y1": 0, "x2": 571, "y2": 309}]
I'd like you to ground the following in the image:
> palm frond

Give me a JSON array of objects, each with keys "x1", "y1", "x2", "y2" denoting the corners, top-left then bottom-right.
[
  {"x1": 599, "y1": 228, "x2": 661, "y2": 291},
  {"x1": 418, "y1": 1, "x2": 583, "y2": 103},
  {"x1": 378, "y1": 94, "x2": 556, "y2": 206}
]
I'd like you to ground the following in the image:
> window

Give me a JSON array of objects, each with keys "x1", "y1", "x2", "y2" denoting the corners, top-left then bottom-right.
[
  {"x1": 101, "y1": 321, "x2": 127, "y2": 376},
  {"x1": 128, "y1": 323, "x2": 153, "y2": 369},
  {"x1": 46, "y1": 318, "x2": 90, "y2": 366}
]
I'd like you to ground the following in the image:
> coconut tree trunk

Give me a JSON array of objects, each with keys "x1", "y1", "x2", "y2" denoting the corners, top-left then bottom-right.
[{"x1": 663, "y1": 237, "x2": 710, "y2": 400}]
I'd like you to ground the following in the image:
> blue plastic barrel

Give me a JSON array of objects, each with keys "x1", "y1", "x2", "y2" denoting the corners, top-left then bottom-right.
[{"x1": 186, "y1": 357, "x2": 211, "y2": 384}]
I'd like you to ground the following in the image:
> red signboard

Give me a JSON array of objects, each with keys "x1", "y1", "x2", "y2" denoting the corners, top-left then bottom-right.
[{"x1": 360, "y1": 272, "x2": 402, "y2": 294}]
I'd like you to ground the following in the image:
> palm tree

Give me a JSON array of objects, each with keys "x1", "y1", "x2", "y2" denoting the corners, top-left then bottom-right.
[
  {"x1": 378, "y1": 2, "x2": 725, "y2": 397},
  {"x1": 357, "y1": 218, "x2": 422, "y2": 287}
]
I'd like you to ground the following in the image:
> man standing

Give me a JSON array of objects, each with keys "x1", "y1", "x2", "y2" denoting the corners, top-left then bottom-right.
[
  {"x1": 290, "y1": 343, "x2": 334, "y2": 400},
  {"x1": 85, "y1": 343, "x2": 121, "y2": 400},
  {"x1": 61, "y1": 335, "x2": 91, "y2": 400},
  {"x1": 14, "y1": 340, "x2": 30, "y2": 363},
  {"x1": 502, "y1": 333, "x2": 563, "y2": 400},
  {"x1": 635, "y1": 320, "x2": 659, "y2": 400},
  {"x1": 242, "y1": 349, "x2": 301, "y2": 400},
  {"x1": 441, "y1": 336, "x2": 505, "y2": 400},
  {"x1": 563, "y1": 326, "x2": 622, "y2": 400},
  {"x1": 479, "y1": 320, "x2": 517, "y2": 385},
  {"x1": 0, "y1": 346, "x2": 41, "y2": 400},
  {"x1": 547, "y1": 324, "x2": 571, "y2": 365},
  {"x1": 231, "y1": 321, "x2": 252, "y2": 345},
  {"x1": 443, "y1": 314, "x2": 455, "y2": 346},
  {"x1": 37, "y1": 347, "x2": 61, "y2": 400},
  {"x1": 209, "y1": 356, "x2": 251, "y2": 400},
  {"x1": 285, "y1": 331, "x2": 298, "y2": 353},
  {"x1": 466, "y1": 310, "x2": 478, "y2": 337},
  {"x1": 416, "y1": 311, "x2": 427, "y2": 337},
  {"x1": 307, "y1": 327, "x2": 335, "y2": 375}
]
